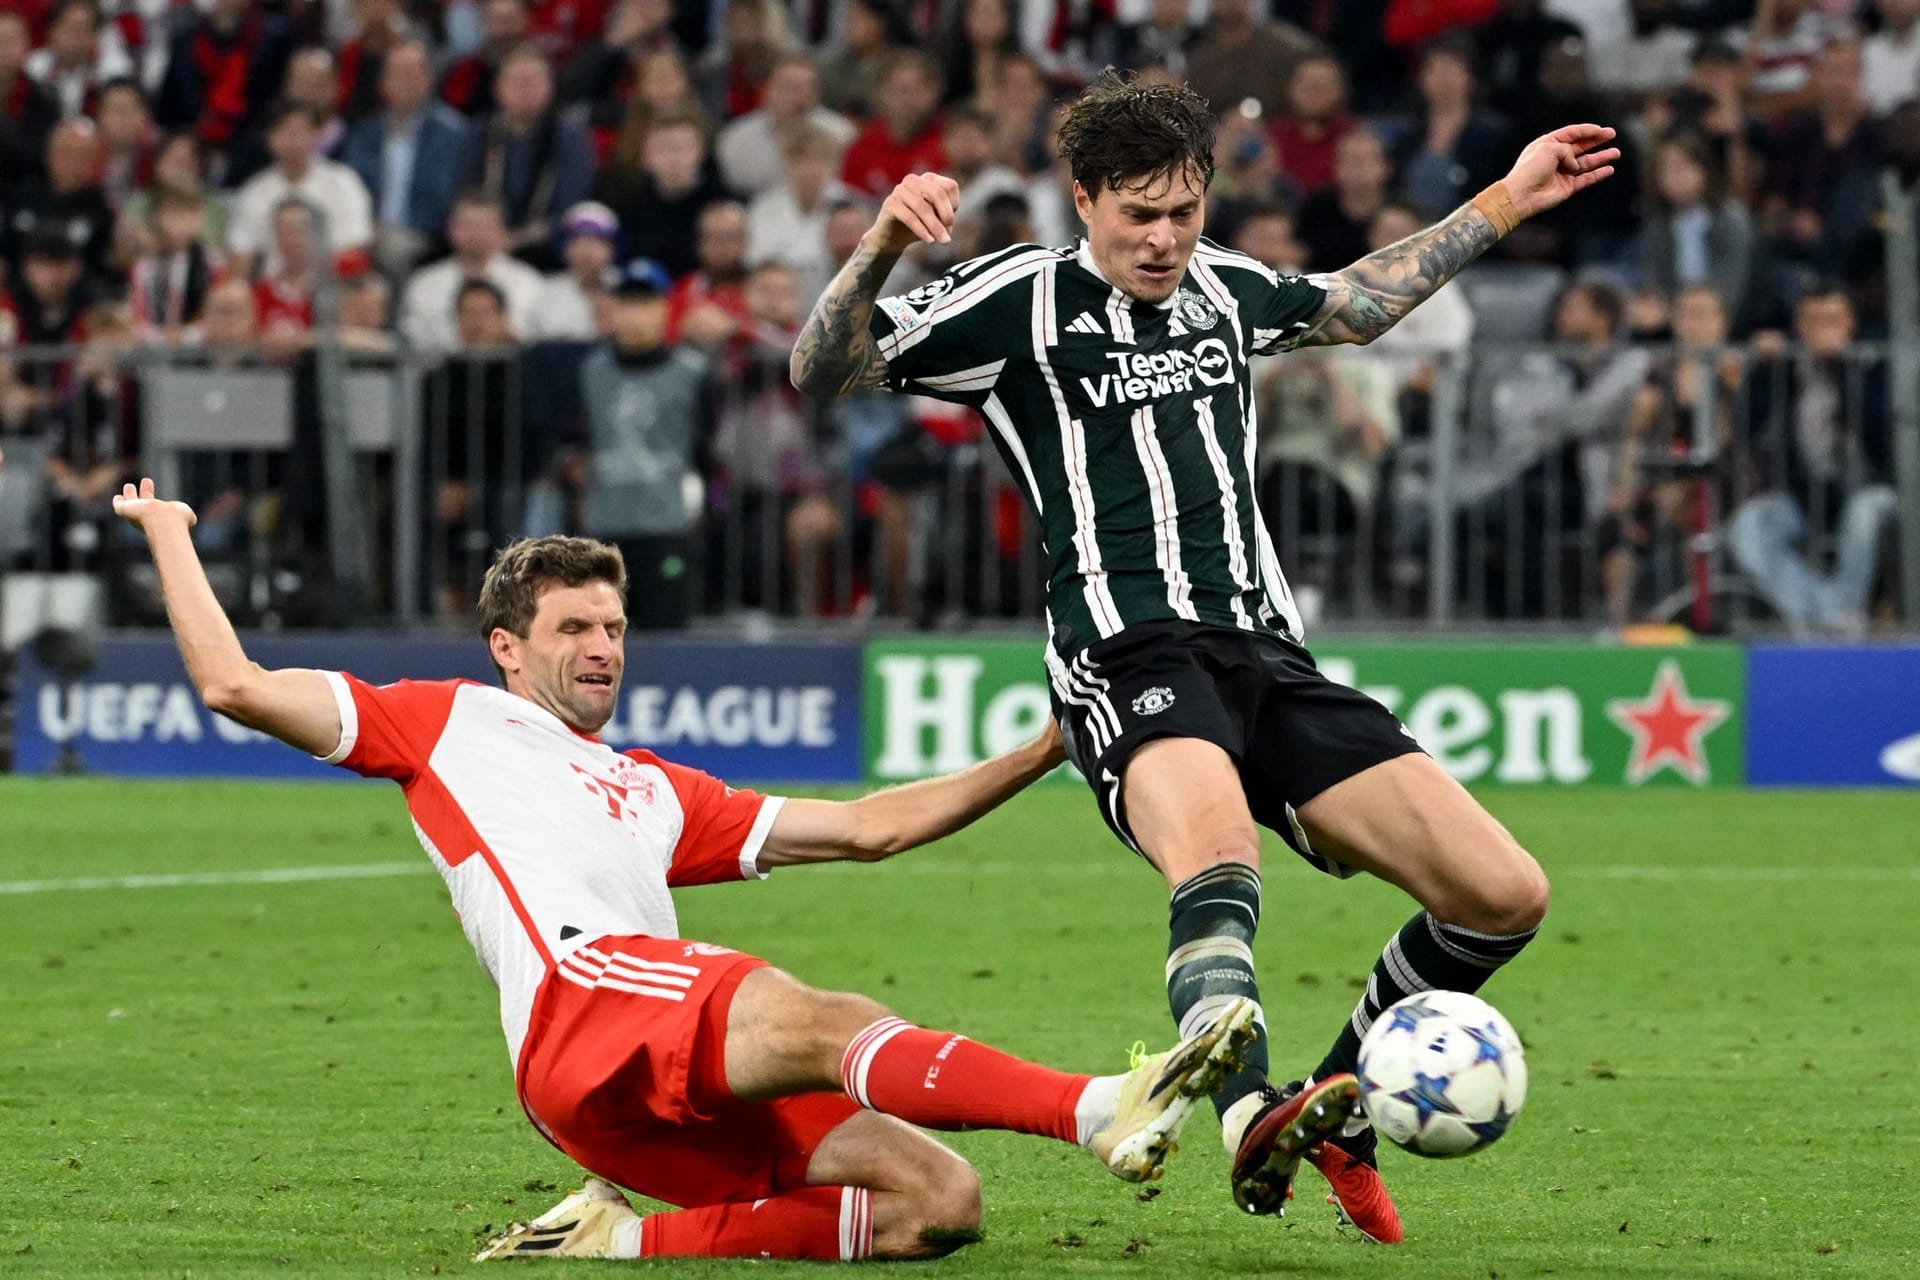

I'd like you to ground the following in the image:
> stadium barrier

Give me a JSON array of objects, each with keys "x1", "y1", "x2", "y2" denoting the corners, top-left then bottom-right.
[
  {"x1": 0, "y1": 336, "x2": 1908, "y2": 635},
  {"x1": 14, "y1": 633, "x2": 1917, "y2": 788}
]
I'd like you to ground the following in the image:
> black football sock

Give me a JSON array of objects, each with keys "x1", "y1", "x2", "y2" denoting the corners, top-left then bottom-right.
[
  {"x1": 1165, "y1": 862, "x2": 1269, "y2": 1119},
  {"x1": 1314, "y1": 912, "x2": 1537, "y2": 1086}
]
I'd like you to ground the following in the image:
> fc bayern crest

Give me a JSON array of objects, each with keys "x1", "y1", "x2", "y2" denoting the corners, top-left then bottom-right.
[
  {"x1": 1175, "y1": 289, "x2": 1218, "y2": 330},
  {"x1": 1132, "y1": 686, "x2": 1177, "y2": 716}
]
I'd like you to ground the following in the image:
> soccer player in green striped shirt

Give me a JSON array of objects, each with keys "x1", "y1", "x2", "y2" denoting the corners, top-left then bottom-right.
[{"x1": 793, "y1": 71, "x2": 1618, "y2": 1243}]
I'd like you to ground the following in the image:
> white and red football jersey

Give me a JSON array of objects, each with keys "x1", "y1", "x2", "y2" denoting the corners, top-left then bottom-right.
[{"x1": 317, "y1": 674, "x2": 785, "y2": 1066}]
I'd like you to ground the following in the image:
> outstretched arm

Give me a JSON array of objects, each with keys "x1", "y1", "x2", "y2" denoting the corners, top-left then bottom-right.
[
  {"x1": 112, "y1": 478, "x2": 342, "y2": 757},
  {"x1": 757, "y1": 723, "x2": 1067, "y2": 868},
  {"x1": 789, "y1": 172, "x2": 960, "y2": 398},
  {"x1": 1302, "y1": 124, "x2": 1620, "y2": 347}
]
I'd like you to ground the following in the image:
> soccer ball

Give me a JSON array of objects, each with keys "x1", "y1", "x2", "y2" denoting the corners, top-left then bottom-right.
[{"x1": 1356, "y1": 991, "x2": 1527, "y2": 1158}]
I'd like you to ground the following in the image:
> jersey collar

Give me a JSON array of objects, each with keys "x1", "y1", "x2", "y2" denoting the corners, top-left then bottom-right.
[{"x1": 1073, "y1": 237, "x2": 1182, "y2": 311}]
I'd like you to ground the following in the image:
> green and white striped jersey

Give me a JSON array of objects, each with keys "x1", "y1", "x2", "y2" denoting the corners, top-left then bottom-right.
[{"x1": 869, "y1": 236, "x2": 1326, "y2": 661}]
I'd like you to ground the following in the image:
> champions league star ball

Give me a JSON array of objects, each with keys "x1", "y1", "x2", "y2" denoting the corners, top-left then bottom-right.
[{"x1": 1356, "y1": 991, "x2": 1528, "y2": 1158}]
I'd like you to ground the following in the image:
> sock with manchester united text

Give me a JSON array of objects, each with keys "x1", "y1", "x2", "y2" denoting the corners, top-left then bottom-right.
[
  {"x1": 1312, "y1": 911, "x2": 1538, "y2": 1086},
  {"x1": 617, "y1": 1186, "x2": 872, "y2": 1260},
  {"x1": 839, "y1": 1018, "x2": 1100, "y2": 1144}
]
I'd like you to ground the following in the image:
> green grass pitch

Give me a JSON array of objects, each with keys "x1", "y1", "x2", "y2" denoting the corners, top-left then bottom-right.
[{"x1": 2, "y1": 778, "x2": 1916, "y2": 1279}]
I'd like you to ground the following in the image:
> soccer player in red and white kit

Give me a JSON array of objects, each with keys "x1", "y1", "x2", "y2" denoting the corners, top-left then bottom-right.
[{"x1": 113, "y1": 479, "x2": 1262, "y2": 1264}]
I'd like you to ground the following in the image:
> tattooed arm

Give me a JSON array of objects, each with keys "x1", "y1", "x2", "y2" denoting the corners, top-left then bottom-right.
[
  {"x1": 1300, "y1": 204, "x2": 1502, "y2": 347},
  {"x1": 1298, "y1": 123, "x2": 1622, "y2": 348},
  {"x1": 791, "y1": 172, "x2": 962, "y2": 398},
  {"x1": 789, "y1": 244, "x2": 904, "y2": 396}
]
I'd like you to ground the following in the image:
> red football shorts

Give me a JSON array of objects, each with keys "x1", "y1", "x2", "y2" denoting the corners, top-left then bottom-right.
[{"x1": 516, "y1": 934, "x2": 861, "y2": 1208}]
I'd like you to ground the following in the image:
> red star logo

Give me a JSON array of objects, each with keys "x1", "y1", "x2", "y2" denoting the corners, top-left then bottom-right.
[{"x1": 1606, "y1": 659, "x2": 1731, "y2": 785}]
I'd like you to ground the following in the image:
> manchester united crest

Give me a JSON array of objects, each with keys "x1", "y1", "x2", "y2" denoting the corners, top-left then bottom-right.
[{"x1": 1174, "y1": 288, "x2": 1219, "y2": 330}]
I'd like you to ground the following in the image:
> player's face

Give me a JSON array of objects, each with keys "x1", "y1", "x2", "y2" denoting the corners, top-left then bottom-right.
[
  {"x1": 501, "y1": 581, "x2": 628, "y2": 731},
  {"x1": 1075, "y1": 163, "x2": 1206, "y2": 305}
]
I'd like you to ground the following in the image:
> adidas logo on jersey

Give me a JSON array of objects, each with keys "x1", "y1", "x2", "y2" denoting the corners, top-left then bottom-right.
[{"x1": 1066, "y1": 311, "x2": 1104, "y2": 335}]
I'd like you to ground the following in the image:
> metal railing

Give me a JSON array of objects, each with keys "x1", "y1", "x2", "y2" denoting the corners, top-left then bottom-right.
[{"x1": 0, "y1": 337, "x2": 1911, "y2": 638}]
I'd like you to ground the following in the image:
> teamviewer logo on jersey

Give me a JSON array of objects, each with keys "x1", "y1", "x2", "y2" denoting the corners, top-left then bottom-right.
[{"x1": 1132, "y1": 687, "x2": 1177, "y2": 716}]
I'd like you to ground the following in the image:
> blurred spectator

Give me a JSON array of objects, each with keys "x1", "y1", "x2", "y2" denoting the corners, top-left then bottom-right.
[
  {"x1": 529, "y1": 199, "x2": 617, "y2": 339},
  {"x1": 40, "y1": 300, "x2": 138, "y2": 573},
  {"x1": 598, "y1": 47, "x2": 708, "y2": 192},
  {"x1": 119, "y1": 132, "x2": 230, "y2": 255},
  {"x1": 1024, "y1": 101, "x2": 1076, "y2": 246},
  {"x1": 335, "y1": 0, "x2": 414, "y2": 123},
  {"x1": 817, "y1": 0, "x2": 912, "y2": 117},
  {"x1": 697, "y1": 0, "x2": 792, "y2": 122},
  {"x1": 1761, "y1": 38, "x2": 1882, "y2": 275},
  {"x1": 716, "y1": 52, "x2": 853, "y2": 196},
  {"x1": 711, "y1": 257, "x2": 838, "y2": 616},
  {"x1": 801, "y1": 195, "x2": 874, "y2": 305},
  {"x1": 1643, "y1": 37, "x2": 1761, "y2": 203},
  {"x1": 1597, "y1": 283, "x2": 1739, "y2": 627},
  {"x1": 1364, "y1": 201, "x2": 1476, "y2": 452},
  {"x1": 605, "y1": 111, "x2": 733, "y2": 278},
  {"x1": 1229, "y1": 202, "x2": 1307, "y2": 275},
  {"x1": 1863, "y1": 0, "x2": 1920, "y2": 116},
  {"x1": 747, "y1": 123, "x2": 850, "y2": 291},
  {"x1": 1294, "y1": 126, "x2": 1391, "y2": 272},
  {"x1": 1254, "y1": 340, "x2": 1399, "y2": 601},
  {"x1": 1585, "y1": 0, "x2": 1706, "y2": 96},
  {"x1": 840, "y1": 50, "x2": 944, "y2": 200},
  {"x1": 1632, "y1": 132, "x2": 1762, "y2": 331},
  {"x1": 665, "y1": 199, "x2": 750, "y2": 345},
  {"x1": 1209, "y1": 100, "x2": 1291, "y2": 224},
  {"x1": 940, "y1": 0, "x2": 1024, "y2": 108},
  {"x1": 97, "y1": 0, "x2": 173, "y2": 94},
  {"x1": 527, "y1": 0, "x2": 611, "y2": 64},
  {"x1": 28, "y1": 0, "x2": 131, "y2": 118},
  {"x1": 3, "y1": 118, "x2": 115, "y2": 288},
  {"x1": 1730, "y1": 285, "x2": 1896, "y2": 635},
  {"x1": 254, "y1": 198, "x2": 322, "y2": 347},
  {"x1": 1383, "y1": 35, "x2": 1514, "y2": 222},
  {"x1": 558, "y1": 0, "x2": 675, "y2": 132},
  {"x1": 1479, "y1": 0, "x2": 1585, "y2": 101},
  {"x1": 342, "y1": 37, "x2": 474, "y2": 277},
  {"x1": 578, "y1": 256, "x2": 710, "y2": 629},
  {"x1": 942, "y1": 104, "x2": 1026, "y2": 216},
  {"x1": 126, "y1": 185, "x2": 221, "y2": 342},
  {"x1": 1740, "y1": 0, "x2": 1852, "y2": 118},
  {"x1": 1114, "y1": 0, "x2": 1200, "y2": 76},
  {"x1": 93, "y1": 77, "x2": 157, "y2": 212},
  {"x1": 1469, "y1": 281, "x2": 1652, "y2": 615},
  {"x1": 440, "y1": 0, "x2": 530, "y2": 118},
  {"x1": 468, "y1": 45, "x2": 595, "y2": 266},
  {"x1": 988, "y1": 52, "x2": 1053, "y2": 175},
  {"x1": 197, "y1": 275, "x2": 259, "y2": 358},
  {"x1": 400, "y1": 192, "x2": 544, "y2": 350},
  {"x1": 1272, "y1": 50, "x2": 1357, "y2": 198},
  {"x1": 0, "y1": 10, "x2": 61, "y2": 196},
  {"x1": 423, "y1": 276, "x2": 521, "y2": 615},
  {"x1": 228, "y1": 45, "x2": 351, "y2": 185},
  {"x1": 229, "y1": 101, "x2": 373, "y2": 277},
  {"x1": 155, "y1": 0, "x2": 294, "y2": 166},
  {"x1": 1021, "y1": 0, "x2": 1123, "y2": 83},
  {"x1": 1383, "y1": 0, "x2": 1502, "y2": 50},
  {"x1": 1185, "y1": 0, "x2": 1318, "y2": 121},
  {"x1": 0, "y1": 231, "x2": 94, "y2": 423},
  {"x1": 1505, "y1": 33, "x2": 1641, "y2": 266}
]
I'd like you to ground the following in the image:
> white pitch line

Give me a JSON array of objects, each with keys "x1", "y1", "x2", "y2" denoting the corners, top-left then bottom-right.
[
  {"x1": 0, "y1": 862, "x2": 429, "y2": 896},
  {"x1": 2, "y1": 860, "x2": 1916, "y2": 897}
]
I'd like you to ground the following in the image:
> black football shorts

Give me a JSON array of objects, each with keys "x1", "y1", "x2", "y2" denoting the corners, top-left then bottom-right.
[{"x1": 1048, "y1": 619, "x2": 1424, "y2": 876}]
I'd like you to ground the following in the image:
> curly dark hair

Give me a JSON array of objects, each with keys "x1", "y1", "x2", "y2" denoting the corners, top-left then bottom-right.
[{"x1": 1056, "y1": 69, "x2": 1217, "y2": 200}]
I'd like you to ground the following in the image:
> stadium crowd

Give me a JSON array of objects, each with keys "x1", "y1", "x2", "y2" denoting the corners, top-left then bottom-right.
[{"x1": 0, "y1": 0, "x2": 1910, "y2": 634}]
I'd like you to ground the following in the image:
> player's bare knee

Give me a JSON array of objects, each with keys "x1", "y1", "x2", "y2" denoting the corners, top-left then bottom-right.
[
  {"x1": 1438, "y1": 845, "x2": 1549, "y2": 935},
  {"x1": 876, "y1": 1162, "x2": 982, "y2": 1260}
]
